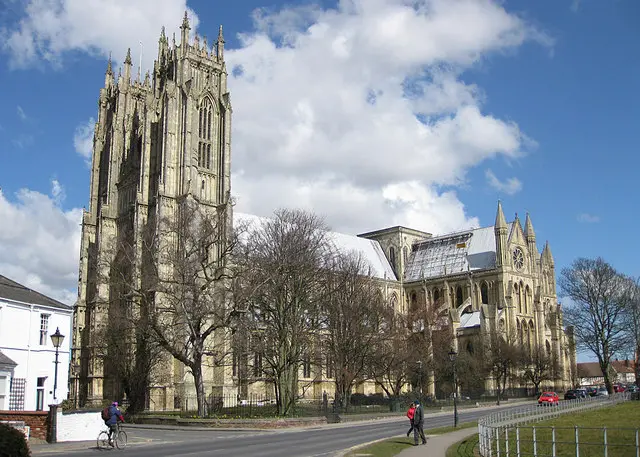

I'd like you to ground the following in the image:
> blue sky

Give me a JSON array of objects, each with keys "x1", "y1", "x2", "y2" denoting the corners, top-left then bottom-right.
[{"x1": 0, "y1": 1, "x2": 638, "y2": 362}]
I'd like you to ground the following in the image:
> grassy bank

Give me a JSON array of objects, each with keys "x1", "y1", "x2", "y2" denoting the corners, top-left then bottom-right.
[
  {"x1": 446, "y1": 401, "x2": 640, "y2": 457},
  {"x1": 343, "y1": 421, "x2": 477, "y2": 457}
]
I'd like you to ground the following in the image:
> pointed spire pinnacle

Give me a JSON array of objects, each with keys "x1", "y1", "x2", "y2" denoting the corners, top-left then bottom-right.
[
  {"x1": 217, "y1": 24, "x2": 225, "y2": 60},
  {"x1": 525, "y1": 212, "x2": 536, "y2": 239},
  {"x1": 144, "y1": 70, "x2": 150, "y2": 86},
  {"x1": 106, "y1": 52, "x2": 113, "y2": 74},
  {"x1": 542, "y1": 241, "x2": 554, "y2": 266},
  {"x1": 202, "y1": 35, "x2": 208, "y2": 53},
  {"x1": 160, "y1": 26, "x2": 166, "y2": 42},
  {"x1": 124, "y1": 48, "x2": 132, "y2": 65},
  {"x1": 495, "y1": 200, "x2": 507, "y2": 230},
  {"x1": 182, "y1": 10, "x2": 190, "y2": 29}
]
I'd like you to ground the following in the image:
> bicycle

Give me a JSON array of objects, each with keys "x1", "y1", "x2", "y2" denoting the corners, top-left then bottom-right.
[{"x1": 97, "y1": 423, "x2": 127, "y2": 450}]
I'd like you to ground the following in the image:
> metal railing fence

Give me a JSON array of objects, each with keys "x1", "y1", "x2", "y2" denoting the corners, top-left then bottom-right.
[{"x1": 478, "y1": 393, "x2": 631, "y2": 457}]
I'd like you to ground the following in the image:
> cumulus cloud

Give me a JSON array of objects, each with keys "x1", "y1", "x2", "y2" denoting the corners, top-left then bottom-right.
[
  {"x1": 73, "y1": 117, "x2": 95, "y2": 165},
  {"x1": 0, "y1": 183, "x2": 82, "y2": 305},
  {"x1": 577, "y1": 213, "x2": 599, "y2": 223},
  {"x1": 0, "y1": 0, "x2": 199, "y2": 71},
  {"x1": 227, "y1": 0, "x2": 546, "y2": 233},
  {"x1": 485, "y1": 169, "x2": 523, "y2": 195}
]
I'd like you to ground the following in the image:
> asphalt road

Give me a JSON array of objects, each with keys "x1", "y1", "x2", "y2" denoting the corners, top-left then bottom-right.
[{"x1": 33, "y1": 403, "x2": 527, "y2": 457}]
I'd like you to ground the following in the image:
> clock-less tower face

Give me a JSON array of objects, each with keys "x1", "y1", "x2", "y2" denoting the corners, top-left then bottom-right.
[{"x1": 512, "y1": 247, "x2": 525, "y2": 270}]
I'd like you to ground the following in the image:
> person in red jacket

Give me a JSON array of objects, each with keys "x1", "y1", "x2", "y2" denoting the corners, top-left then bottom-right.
[{"x1": 406, "y1": 402, "x2": 416, "y2": 437}]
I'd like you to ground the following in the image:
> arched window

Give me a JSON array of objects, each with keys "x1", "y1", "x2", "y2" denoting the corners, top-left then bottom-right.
[
  {"x1": 514, "y1": 283, "x2": 520, "y2": 313},
  {"x1": 389, "y1": 247, "x2": 396, "y2": 273},
  {"x1": 198, "y1": 98, "x2": 214, "y2": 169},
  {"x1": 525, "y1": 285, "x2": 531, "y2": 314},
  {"x1": 480, "y1": 282, "x2": 489, "y2": 305},
  {"x1": 467, "y1": 341, "x2": 474, "y2": 354},
  {"x1": 456, "y1": 286, "x2": 463, "y2": 307},
  {"x1": 410, "y1": 291, "x2": 417, "y2": 311},
  {"x1": 433, "y1": 289, "x2": 440, "y2": 305}
]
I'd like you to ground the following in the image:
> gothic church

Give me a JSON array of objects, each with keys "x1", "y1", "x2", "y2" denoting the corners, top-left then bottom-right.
[{"x1": 71, "y1": 14, "x2": 576, "y2": 409}]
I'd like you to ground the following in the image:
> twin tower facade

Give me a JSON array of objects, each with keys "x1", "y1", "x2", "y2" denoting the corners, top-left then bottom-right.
[{"x1": 72, "y1": 14, "x2": 233, "y2": 407}]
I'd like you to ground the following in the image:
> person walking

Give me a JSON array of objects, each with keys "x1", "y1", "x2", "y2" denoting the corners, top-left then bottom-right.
[
  {"x1": 412, "y1": 400, "x2": 427, "y2": 446},
  {"x1": 406, "y1": 402, "x2": 416, "y2": 437}
]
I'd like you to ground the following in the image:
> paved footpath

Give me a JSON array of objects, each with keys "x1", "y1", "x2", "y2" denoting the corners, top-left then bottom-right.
[{"x1": 397, "y1": 427, "x2": 478, "y2": 457}]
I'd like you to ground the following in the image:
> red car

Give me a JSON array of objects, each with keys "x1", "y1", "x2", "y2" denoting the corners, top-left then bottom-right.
[{"x1": 538, "y1": 391, "x2": 560, "y2": 406}]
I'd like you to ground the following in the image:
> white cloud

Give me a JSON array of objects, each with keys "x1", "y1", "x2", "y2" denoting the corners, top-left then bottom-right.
[
  {"x1": 0, "y1": 183, "x2": 82, "y2": 305},
  {"x1": 577, "y1": 213, "x2": 599, "y2": 223},
  {"x1": 0, "y1": 0, "x2": 199, "y2": 71},
  {"x1": 73, "y1": 118, "x2": 95, "y2": 165},
  {"x1": 17, "y1": 105, "x2": 27, "y2": 121},
  {"x1": 485, "y1": 169, "x2": 523, "y2": 195}
]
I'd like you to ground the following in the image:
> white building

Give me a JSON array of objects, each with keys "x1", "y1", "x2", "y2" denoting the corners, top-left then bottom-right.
[{"x1": 0, "y1": 275, "x2": 73, "y2": 411}]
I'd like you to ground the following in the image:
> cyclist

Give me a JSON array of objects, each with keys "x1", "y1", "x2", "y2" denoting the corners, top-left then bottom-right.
[{"x1": 106, "y1": 401, "x2": 125, "y2": 446}]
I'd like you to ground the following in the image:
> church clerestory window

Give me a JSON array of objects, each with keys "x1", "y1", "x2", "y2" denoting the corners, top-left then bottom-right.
[{"x1": 198, "y1": 99, "x2": 214, "y2": 170}]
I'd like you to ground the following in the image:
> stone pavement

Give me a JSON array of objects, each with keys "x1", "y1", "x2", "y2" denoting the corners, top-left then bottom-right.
[{"x1": 396, "y1": 427, "x2": 478, "y2": 457}]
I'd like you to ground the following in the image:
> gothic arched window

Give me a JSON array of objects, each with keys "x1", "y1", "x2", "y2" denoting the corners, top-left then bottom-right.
[
  {"x1": 480, "y1": 282, "x2": 489, "y2": 305},
  {"x1": 198, "y1": 98, "x2": 214, "y2": 169},
  {"x1": 389, "y1": 247, "x2": 396, "y2": 273},
  {"x1": 433, "y1": 289, "x2": 440, "y2": 305},
  {"x1": 456, "y1": 286, "x2": 463, "y2": 307}
]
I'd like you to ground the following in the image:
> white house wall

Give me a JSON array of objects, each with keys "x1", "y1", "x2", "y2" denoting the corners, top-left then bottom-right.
[{"x1": 0, "y1": 299, "x2": 72, "y2": 410}]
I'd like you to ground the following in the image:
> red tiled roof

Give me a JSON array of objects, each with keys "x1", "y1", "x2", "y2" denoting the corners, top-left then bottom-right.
[{"x1": 577, "y1": 360, "x2": 636, "y2": 378}]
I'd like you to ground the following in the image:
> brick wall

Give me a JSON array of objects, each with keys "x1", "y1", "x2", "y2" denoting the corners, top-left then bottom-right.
[{"x1": 0, "y1": 410, "x2": 49, "y2": 440}]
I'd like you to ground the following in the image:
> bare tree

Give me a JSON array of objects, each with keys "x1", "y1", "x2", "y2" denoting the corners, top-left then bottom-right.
[
  {"x1": 322, "y1": 252, "x2": 388, "y2": 410},
  {"x1": 145, "y1": 197, "x2": 240, "y2": 417},
  {"x1": 371, "y1": 312, "x2": 413, "y2": 400},
  {"x1": 521, "y1": 344, "x2": 558, "y2": 395},
  {"x1": 622, "y1": 277, "x2": 640, "y2": 386},
  {"x1": 560, "y1": 257, "x2": 630, "y2": 394},
  {"x1": 484, "y1": 330, "x2": 523, "y2": 405},
  {"x1": 237, "y1": 209, "x2": 331, "y2": 416},
  {"x1": 94, "y1": 218, "x2": 163, "y2": 413}
]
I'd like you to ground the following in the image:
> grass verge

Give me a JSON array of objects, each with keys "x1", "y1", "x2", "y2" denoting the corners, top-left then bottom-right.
[
  {"x1": 445, "y1": 401, "x2": 640, "y2": 457},
  {"x1": 343, "y1": 421, "x2": 477, "y2": 457}
]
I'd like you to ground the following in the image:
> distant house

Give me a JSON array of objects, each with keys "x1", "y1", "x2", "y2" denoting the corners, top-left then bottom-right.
[
  {"x1": 0, "y1": 275, "x2": 73, "y2": 411},
  {"x1": 577, "y1": 360, "x2": 637, "y2": 386}
]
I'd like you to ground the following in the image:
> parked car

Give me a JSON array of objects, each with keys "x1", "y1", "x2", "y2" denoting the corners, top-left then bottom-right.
[
  {"x1": 595, "y1": 386, "x2": 609, "y2": 396},
  {"x1": 625, "y1": 385, "x2": 638, "y2": 393},
  {"x1": 538, "y1": 391, "x2": 560, "y2": 406},
  {"x1": 613, "y1": 384, "x2": 626, "y2": 393},
  {"x1": 574, "y1": 388, "x2": 588, "y2": 398},
  {"x1": 585, "y1": 386, "x2": 598, "y2": 397},
  {"x1": 564, "y1": 389, "x2": 587, "y2": 400}
]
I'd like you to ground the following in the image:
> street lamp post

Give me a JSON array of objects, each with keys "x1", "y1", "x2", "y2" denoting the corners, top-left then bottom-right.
[
  {"x1": 50, "y1": 327, "x2": 65, "y2": 402},
  {"x1": 417, "y1": 360, "x2": 423, "y2": 400},
  {"x1": 448, "y1": 350, "x2": 458, "y2": 428}
]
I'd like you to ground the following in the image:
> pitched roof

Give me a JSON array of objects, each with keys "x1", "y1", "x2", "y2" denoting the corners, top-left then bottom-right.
[
  {"x1": 0, "y1": 350, "x2": 17, "y2": 367},
  {"x1": 234, "y1": 213, "x2": 396, "y2": 280},
  {"x1": 403, "y1": 224, "x2": 513, "y2": 281},
  {"x1": 0, "y1": 275, "x2": 72, "y2": 310},
  {"x1": 577, "y1": 362, "x2": 603, "y2": 378},
  {"x1": 577, "y1": 361, "x2": 636, "y2": 378}
]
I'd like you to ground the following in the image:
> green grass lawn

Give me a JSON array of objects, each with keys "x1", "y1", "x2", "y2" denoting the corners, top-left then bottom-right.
[
  {"x1": 343, "y1": 421, "x2": 477, "y2": 457},
  {"x1": 445, "y1": 401, "x2": 640, "y2": 457}
]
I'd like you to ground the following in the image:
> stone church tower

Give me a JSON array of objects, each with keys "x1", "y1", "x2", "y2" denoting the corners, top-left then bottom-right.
[{"x1": 71, "y1": 13, "x2": 232, "y2": 408}]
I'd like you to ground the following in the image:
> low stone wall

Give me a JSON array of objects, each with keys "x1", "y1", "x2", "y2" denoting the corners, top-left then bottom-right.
[
  {"x1": 0, "y1": 410, "x2": 49, "y2": 440},
  {"x1": 57, "y1": 410, "x2": 104, "y2": 442},
  {"x1": 133, "y1": 415, "x2": 328, "y2": 428}
]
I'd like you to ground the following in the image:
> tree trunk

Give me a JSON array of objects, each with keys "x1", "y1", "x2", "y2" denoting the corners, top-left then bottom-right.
[{"x1": 191, "y1": 356, "x2": 206, "y2": 417}]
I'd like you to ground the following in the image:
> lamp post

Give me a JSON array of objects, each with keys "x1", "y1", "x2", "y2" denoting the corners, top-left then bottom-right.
[
  {"x1": 417, "y1": 360, "x2": 423, "y2": 399},
  {"x1": 448, "y1": 350, "x2": 458, "y2": 428},
  {"x1": 50, "y1": 327, "x2": 65, "y2": 402}
]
